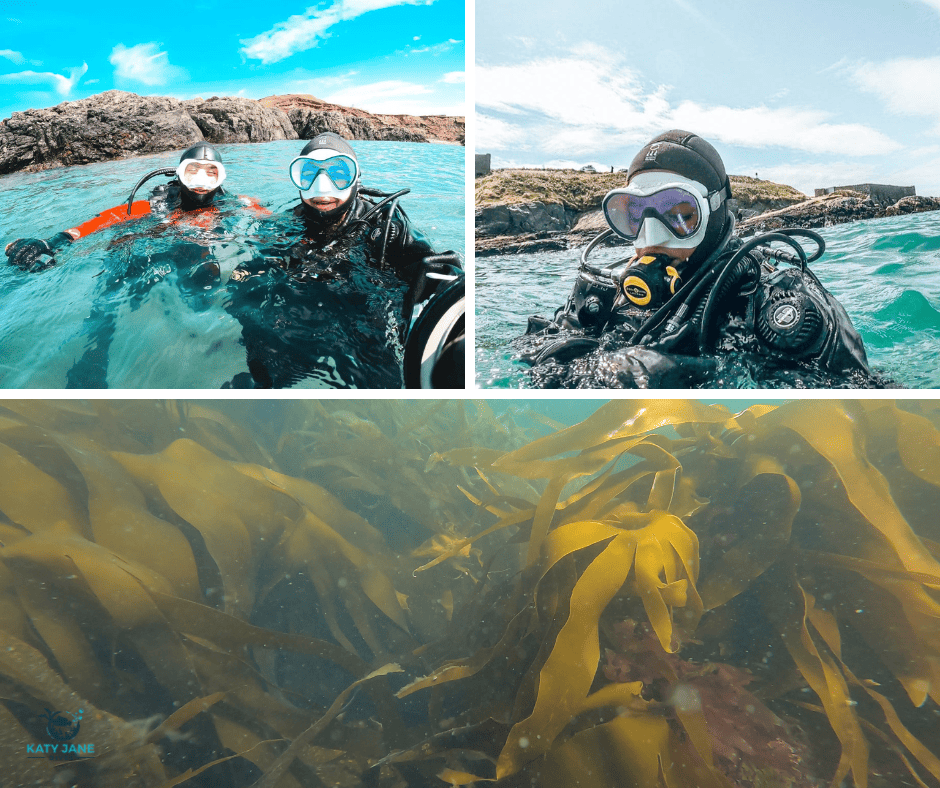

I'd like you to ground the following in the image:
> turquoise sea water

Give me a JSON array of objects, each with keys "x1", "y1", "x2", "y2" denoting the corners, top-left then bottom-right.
[
  {"x1": 0, "y1": 140, "x2": 464, "y2": 389},
  {"x1": 476, "y1": 211, "x2": 940, "y2": 388}
]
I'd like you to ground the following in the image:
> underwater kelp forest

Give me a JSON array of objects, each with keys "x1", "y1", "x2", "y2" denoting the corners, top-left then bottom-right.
[{"x1": 2, "y1": 400, "x2": 940, "y2": 788}]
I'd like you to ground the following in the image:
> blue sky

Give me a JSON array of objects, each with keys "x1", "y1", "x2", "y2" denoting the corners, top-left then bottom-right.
[
  {"x1": 0, "y1": 0, "x2": 465, "y2": 121},
  {"x1": 476, "y1": 0, "x2": 940, "y2": 196}
]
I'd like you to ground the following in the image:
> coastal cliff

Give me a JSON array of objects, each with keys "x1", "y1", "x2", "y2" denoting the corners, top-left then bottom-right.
[
  {"x1": 0, "y1": 91, "x2": 465, "y2": 175},
  {"x1": 476, "y1": 169, "x2": 940, "y2": 256}
]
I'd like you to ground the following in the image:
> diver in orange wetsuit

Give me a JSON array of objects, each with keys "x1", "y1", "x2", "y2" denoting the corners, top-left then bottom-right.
[
  {"x1": 4, "y1": 143, "x2": 268, "y2": 273},
  {"x1": 4, "y1": 143, "x2": 270, "y2": 387}
]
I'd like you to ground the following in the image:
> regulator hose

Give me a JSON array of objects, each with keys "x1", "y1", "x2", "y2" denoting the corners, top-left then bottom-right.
[
  {"x1": 125, "y1": 168, "x2": 176, "y2": 215},
  {"x1": 698, "y1": 231, "x2": 810, "y2": 353},
  {"x1": 629, "y1": 214, "x2": 737, "y2": 345}
]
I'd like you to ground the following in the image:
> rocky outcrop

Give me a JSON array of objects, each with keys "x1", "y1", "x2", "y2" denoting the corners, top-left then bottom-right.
[
  {"x1": 0, "y1": 90, "x2": 464, "y2": 175},
  {"x1": 476, "y1": 201, "x2": 576, "y2": 237},
  {"x1": 286, "y1": 108, "x2": 426, "y2": 143},
  {"x1": 0, "y1": 91, "x2": 202, "y2": 174},
  {"x1": 261, "y1": 94, "x2": 465, "y2": 145},
  {"x1": 737, "y1": 191, "x2": 940, "y2": 235},
  {"x1": 476, "y1": 233, "x2": 569, "y2": 256},
  {"x1": 884, "y1": 195, "x2": 940, "y2": 217},
  {"x1": 182, "y1": 96, "x2": 297, "y2": 143}
]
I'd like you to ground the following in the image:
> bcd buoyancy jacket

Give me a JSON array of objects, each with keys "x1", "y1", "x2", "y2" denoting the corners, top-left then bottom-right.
[{"x1": 521, "y1": 221, "x2": 875, "y2": 386}]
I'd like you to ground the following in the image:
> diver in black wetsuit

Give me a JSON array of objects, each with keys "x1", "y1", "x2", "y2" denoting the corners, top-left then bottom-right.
[
  {"x1": 520, "y1": 130, "x2": 877, "y2": 389},
  {"x1": 225, "y1": 132, "x2": 463, "y2": 389}
]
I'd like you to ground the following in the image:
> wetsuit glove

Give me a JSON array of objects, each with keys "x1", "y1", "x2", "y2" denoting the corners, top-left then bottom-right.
[
  {"x1": 605, "y1": 347, "x2": 718, "y2": 388},
  {"x1": 5, "y1": 232, "x2": 72, "y2": 272},
  {"x1": 410, "y1": 251, "x2": 462, "y2": 304}
]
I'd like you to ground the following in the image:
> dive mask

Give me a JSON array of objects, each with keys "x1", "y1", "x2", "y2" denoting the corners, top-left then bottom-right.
[
  {"x1": 289, "y1": 154, "x2": 358, "y2": 193},
  {"x1": 177, "y1": 159, "x2": 226, "y2": 192},
  {"x1": 603, "y1": 172, "x2": 723, "y2": 250}
]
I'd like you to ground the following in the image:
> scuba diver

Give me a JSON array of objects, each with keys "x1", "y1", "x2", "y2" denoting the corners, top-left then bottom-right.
[
  {"x1": 4, "y1": 143, "x2": 267, "y2": 273},
  {"x1": 519, "y1": 130, "x2": 877, "y2": 388},
  {"x1": 225, "y1": 132, "x2": 463, "y2": 389},
  {"x1": 4, "y1": 143, "x2": 269, "y2": 387}
]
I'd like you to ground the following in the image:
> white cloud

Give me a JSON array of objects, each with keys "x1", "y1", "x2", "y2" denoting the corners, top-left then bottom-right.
[
  {"x1": 0, "y1": 49, "x2": 24, "y2": 65},
  {"x1": 409, "y1": 41, "x2": 458, "y2": 56},
  {"x1": 241, "y1": 0, "x2": 436, "y2": 64},
  {"x1": 0, "y1": 62, "x2": 88, "y2": 96},
  {"x1": 912, "y1": 0, "x2": 940, "y2": 14},
  {"x1": 109, "y1": 43, "x2": 187, "y2": 87},
  {"x1": 541, "y1": 127, "x2": 614, "y2": 157},
  {"x1": 441, "y1": 71, "x2": 464, "y2": 84},
  {"x1": 758, "y1": 155, "x2": 940, "y2": 199},
  {"x1": 476, "y1": 54, "x2": 655, "y2": 130},
  {"x1": 852, "y1": 56, "x2": 940, "y2": 131},
  {"x1": 670, "y1": 102, "x2": 901, "y2": 156},
  {"x1": 876, "y1": 151, "x2": 940, "y2": 197},
  {"x1": 755, "y1": 162, "x2": 872, "y2": 197},
  {"x1": 323, "y1": 79, "x2": 434, "y2": 113},
  {"x1": 477, "y1": 47, "x2": 901, "y2": 158},
  {"x1": 476, "y1": 114, "x2": 529, "y2": 150}
]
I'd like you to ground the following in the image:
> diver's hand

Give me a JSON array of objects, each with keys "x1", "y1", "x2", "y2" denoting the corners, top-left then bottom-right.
[
  {"x1": 411, "y1": 251, "x2": 461, "y2": 304},
  {"x1": 639, "y1": 320, "x2": 697, "y2": 354},
  {"x1": 4, "y1": 238, "x2": 58, "y2": 272},
  {"x1": 607, "y1": 347, "x2": 717, "y2": 388}
]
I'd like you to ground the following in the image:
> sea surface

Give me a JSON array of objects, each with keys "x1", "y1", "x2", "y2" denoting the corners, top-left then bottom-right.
[
  {"x1": 3, "y1": 399, "x2": 938, "y2": 788},
  {"x1": 0, "y1": 140, "x2": 464, "y2": 389},
  {"x1": 476, "y1": 211, "x2": 940, "y2": 388}
]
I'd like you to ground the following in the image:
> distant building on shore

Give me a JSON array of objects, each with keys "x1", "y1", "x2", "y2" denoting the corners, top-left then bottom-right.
[
  {"x1": 475, "y1": 153, "x2": 491, "y2": 177},
  {"x1": 814, "y1": 183, "x2": 915, "y2": 207}
]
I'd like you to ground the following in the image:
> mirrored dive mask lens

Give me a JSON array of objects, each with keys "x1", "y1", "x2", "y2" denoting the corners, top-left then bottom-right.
[
  {"x1": 605, "y1": 187, "x2": 703, "y2": 240},
  {"x1": 291, "y1": 156, "x2": 357, "y2": 190}
]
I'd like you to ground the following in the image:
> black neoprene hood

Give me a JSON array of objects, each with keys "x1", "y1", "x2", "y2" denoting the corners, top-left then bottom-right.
[
  {"x1": 627, "y1": 130, "x2": 730, "y2": 196},
  {"x1": 627, "y1": 130, "x2": 733, "y2": 265},
  {"x1": 300, "y1": 133, "x2": 358, "y2": 162},
  {"x1": 179, "y1": 143, "x2": 223, "y2": 165}
]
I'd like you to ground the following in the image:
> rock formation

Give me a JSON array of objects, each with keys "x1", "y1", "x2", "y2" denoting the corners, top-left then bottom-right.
[
  {"x1": 737, "y1": 191, "x2": 940, "y2": 235},
  {"x1": 0, "y1": 90, "x2": 464, "y2": 175},
  {"x1": 182, "y1": 96, "x2": 297, "y2": 144},
  {"x1": 260, "y1": 95, "x2": 465, "y2": 145},
  {"x1": 0, "y1": 92, "x2": 202, "y2": 175}
]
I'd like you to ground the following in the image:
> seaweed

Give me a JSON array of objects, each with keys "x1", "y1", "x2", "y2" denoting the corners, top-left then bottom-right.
[{"x1": 1, "y1": 400, "x2": 939, "y2": 788}]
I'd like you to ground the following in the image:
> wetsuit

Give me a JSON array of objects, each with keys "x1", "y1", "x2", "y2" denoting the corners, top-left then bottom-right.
[
  {"x1": 5, "y1": 180, "x2": 268, "y2": 388},
  {"x1": 4, "y1": 182, "x2": 268, "y2": 271},
  {"x1": 520, "y1": 237, "x2": 877, "y2": 389},
  {"x1": 225, "y1": 193, "x2": 462, "y2": 389}
]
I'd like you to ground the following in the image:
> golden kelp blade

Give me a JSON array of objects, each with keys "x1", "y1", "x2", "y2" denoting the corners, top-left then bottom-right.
[{"x1": 495, "y1": 513, "x2": 703, "y2": 778}]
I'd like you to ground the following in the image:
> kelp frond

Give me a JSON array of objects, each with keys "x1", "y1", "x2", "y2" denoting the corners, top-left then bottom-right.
[{"x1": 3, "y1": 400, "x2": 940, "y2": 787}]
